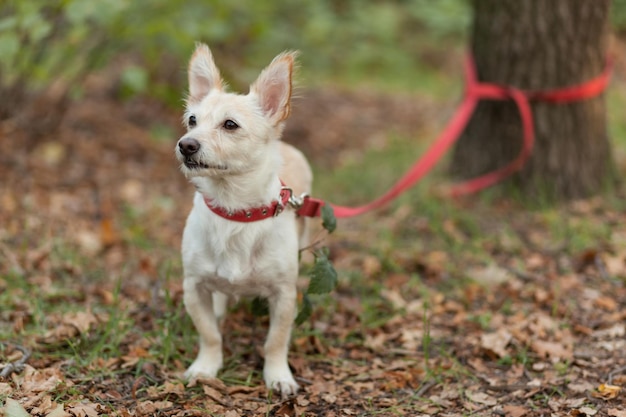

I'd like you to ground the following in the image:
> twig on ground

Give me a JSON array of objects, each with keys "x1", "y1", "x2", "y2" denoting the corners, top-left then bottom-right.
[
  {"x1": 482, "y1": 384, "x2": 531, "y2": 393},
  {"x1": 607, "y1": 365, "x2": 626, "y2": 385},
  {"x1": 295, "y1": 376, "x2": 314, "y2": 386},
  {"x1": 414, "y1": 380, "x2": 437, "y2": 398},
  {"x1": 0, "y1": 343, "x2": 31, "y2": 378}
]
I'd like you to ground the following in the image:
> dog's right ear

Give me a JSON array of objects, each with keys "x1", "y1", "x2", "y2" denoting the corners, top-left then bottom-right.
[{"x1": 187, "y1": 43, "x2": 223, "y2": 103}]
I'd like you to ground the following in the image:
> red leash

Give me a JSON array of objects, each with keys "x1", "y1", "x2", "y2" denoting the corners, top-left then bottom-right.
[
  {"x1": 317, "y1": 55, "x2": 612, "y2": 218},
  {"x1": 217, "y1": 55, "x2": 612, "y2": 222}
]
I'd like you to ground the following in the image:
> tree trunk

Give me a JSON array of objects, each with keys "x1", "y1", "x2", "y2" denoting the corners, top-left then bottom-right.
[{"x1": 449, "y1": 0, "x2": 614, "y2": 199}]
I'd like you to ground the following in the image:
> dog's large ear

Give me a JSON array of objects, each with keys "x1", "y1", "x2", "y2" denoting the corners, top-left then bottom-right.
[
  {"x1": 187, "y1": 43, "x2": 223, "y2": 103},
  {"x1": 250, "y1": 51, "x2": 296, "y2": 124}
]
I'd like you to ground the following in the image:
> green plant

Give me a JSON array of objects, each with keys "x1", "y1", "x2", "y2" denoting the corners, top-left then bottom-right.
[
  {"x1": 468, "y1": 312, "x2": 492, "y2": 330},
  {"x1": 251, "y1": 207, "x2": 338, "y2": 326},
  {"x1": 554, "y1": 360, "x2": 572, "y2": 376},
  {"x1": 422, "y1": 300, "x2": 432, "y2": 370}
]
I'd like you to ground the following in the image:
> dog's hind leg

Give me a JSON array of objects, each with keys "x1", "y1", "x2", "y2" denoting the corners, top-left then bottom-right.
[
  {"x1": 263, "y1": 286, "x2": 299, "y2": 397},
  {"x1": 183, "y1": 278, "x2": 223, "y2": 379},
  {"x1": 212, "y1": 291, "x2": 228, "y2": 324}
]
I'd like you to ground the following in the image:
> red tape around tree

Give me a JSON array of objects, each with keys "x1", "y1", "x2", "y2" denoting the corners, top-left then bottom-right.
[{"x1": 321, "y1": 55, "x2": 612, "y2": 219}]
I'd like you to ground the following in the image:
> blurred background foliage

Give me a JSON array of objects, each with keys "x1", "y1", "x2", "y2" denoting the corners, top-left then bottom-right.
[
  {"x1": 0, "y1": 0, "x2": 470, "y2": 112},
  {"x1": 1, "y1": 0, "x2": 625, "y2": 113}
]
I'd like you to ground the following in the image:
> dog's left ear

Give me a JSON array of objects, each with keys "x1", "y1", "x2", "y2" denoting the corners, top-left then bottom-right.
[{"x1": 250, "y1": 51, "x2": 297, "y2": 124}]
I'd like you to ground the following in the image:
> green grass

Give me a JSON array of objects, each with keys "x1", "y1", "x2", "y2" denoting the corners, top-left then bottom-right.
[
  {"x1": 312, "y1": 136, "x2": 426, "y2": 207},
  {"x1": 0, "y1": 235, "x2": 194, "y2": 388}
]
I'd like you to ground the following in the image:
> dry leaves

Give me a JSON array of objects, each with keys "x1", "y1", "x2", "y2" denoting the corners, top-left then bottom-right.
[
  {"x1": 480, "y1": 328, "x2": 512, "y2": 358},
  {"x1": 592, "y1": 383, "x2": 622, "y2": 400},
  {"x1": 2, "y1": 65, "x2": 626, "y2": 416},
  {"x1": 3, "y1": 399, "x2": 30, "y2": 417},
  {"x1": 18, "y1": 366, "x2": 66, "y2": 394},
  {"x1": 465, "y1": 390, "x2": 497, "y2": 406},
  {"x1": 1, "y1": 397, "x2": 101, "y2": 417},
  {"x1": 502, "y1": 404, "x2": 529, "y2": 417},
  {"x1": 38, "y1": 311, "x2": 99, "y2": 344}
]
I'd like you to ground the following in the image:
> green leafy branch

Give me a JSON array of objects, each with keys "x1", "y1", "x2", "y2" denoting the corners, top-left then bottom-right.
[
  {"x1": 295, "y1": 203, "x2": 338, "y2": 325},
  {"x1": 252, "y1": 204, "x2": 338, "y2": 325},
  {"x1": 295, "y1": 247, "x2": 337, "y2": 325}
]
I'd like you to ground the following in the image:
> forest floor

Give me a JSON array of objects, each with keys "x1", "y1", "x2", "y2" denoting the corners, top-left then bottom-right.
[{"x1": 1, "y1": 50, "x2": 626, "y2": 417}]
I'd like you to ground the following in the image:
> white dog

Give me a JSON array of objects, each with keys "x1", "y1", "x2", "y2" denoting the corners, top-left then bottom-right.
[{"x1": 175, "y1": 44, "x2": 312, "y2": 396}]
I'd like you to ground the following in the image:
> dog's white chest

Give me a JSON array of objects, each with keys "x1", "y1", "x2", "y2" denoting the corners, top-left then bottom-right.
[
  {"x1": 181, "y1": 193, "x2": 298, "y2": 297},
  {"x1": 186, "y1": 218, "x2": 256, "y2": 284}
]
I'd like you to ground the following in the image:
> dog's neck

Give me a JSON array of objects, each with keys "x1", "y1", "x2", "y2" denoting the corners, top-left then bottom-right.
[{"x1": 191, "y1": 151, "x2": 282, "y2": 212}]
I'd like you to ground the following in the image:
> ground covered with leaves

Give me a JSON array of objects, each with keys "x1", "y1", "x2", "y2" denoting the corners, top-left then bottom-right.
[{"x1": 1, "y1": 61, "x2": 626, "y2": 417}]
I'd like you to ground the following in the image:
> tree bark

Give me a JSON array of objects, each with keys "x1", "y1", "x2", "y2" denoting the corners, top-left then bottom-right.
[{"x1": 450, "y1": 0, "x2": 614, "y2": 199}]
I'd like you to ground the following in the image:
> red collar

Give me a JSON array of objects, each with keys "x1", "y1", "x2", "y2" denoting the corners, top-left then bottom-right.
[{"x1": 203, "y1": 182, "x2": 324, "y2": 222}]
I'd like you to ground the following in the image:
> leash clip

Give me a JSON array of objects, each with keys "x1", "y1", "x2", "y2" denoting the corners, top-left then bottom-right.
[{"x1": 280, "y1": 186, "x2": 309, "y2": 210}]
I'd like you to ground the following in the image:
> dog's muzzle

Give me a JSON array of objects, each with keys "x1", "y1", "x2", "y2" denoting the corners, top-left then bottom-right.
[{"x1": 177, "y1": 137, "x2": 227, "y2": 171}]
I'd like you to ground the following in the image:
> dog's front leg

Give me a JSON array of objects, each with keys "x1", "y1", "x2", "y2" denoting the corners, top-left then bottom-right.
[
  {"x1": 183, "y1": 278, "x2": 223, "y2": 379},
  {"x1": 263, "y1": 286, "x2": 299, "y2": 397}
]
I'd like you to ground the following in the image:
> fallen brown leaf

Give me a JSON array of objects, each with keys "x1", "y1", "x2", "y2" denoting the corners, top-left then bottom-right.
[
  {"x1": 146, "y1": 381, "x2": 185, "y2": 399},
  {"x1": 46, "y1": 404, "x2": 70, "y2": 417},
  {"x1": 567, "y1": 381, "x2": 595, "y2": 393},
  {"x1": 502, "y1": 404, "x2": 529, "y2": 417},
  {"x1": 134, "y1": 400, "x2": 174, "y2": 416},
  {"x1": 0, "y1": 383, "x2": 13, "y2": 396},
  {"x1": 531, "y1": 339, "x2": 573, "y2": 361},
  {"x1": 572, "y1": 406, "x2": 598, "y2": 416},
  {"x1": 592, "y1": 383, "x2": 622, "y2": 400},
  {"x1": 39, "y1": 311, "x2": 99, "y2": 344},
  {"x1": 271, "y1": 398, "x2": 298, "y2": 417},
  {"x1": 4, "y1": 398, "x2": 30, "y2": 417},
  {"x1": 30, "y1": 395, "x2": 56, "y2": 416},
  {"x1": 593, "y1": 324, "x2": 625, "y2": 339},
  {"x1": 19, "y1": 366, "x2": 65, "y2": 394},
  {"x1": 66, "y1": 402, "x2": 100, "y2": 417},
  {"x1": 594, "y1": 295, "x2": 618, "y2": 311},
  {"x1": 465, "y1": 390, "x2": 497, "y2": 406},
  {"x1": 203, "y1": 385, "x2": 231, "y2": 407},
  {"x1": 480, "y1": 328, "x2": 512, "y2": 358},
  {"x1": 380, "y1": 288, "x2": 407, "y2": 309}
]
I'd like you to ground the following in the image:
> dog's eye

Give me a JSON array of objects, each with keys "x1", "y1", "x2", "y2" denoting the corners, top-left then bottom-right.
[
  {"x1": 188, "y1": 115, "x2": 197, "y2": 127},
  {"x1": 223, "y1": 119, "x2": 239, "y2": 130}
]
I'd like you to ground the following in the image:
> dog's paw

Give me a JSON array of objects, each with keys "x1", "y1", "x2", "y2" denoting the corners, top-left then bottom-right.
[
  {"x1": 269, "y1": 378, "x2": 299, "y2": 399},
  {"x1": 184, "y1": 357, "x2": 222, "y2": 381},
  {"x1": 264, "y1": 367, "x2": 299, "y2": 398}
]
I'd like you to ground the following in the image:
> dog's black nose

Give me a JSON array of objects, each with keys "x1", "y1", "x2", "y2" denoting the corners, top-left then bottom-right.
[{"x1": 179, "y1": 138, "x2": 200, "y2": 156}]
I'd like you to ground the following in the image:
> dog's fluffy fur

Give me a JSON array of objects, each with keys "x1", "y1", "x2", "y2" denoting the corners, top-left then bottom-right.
[{"x1": 175, "y1": 44, "x2": 311, "y2": 396}]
